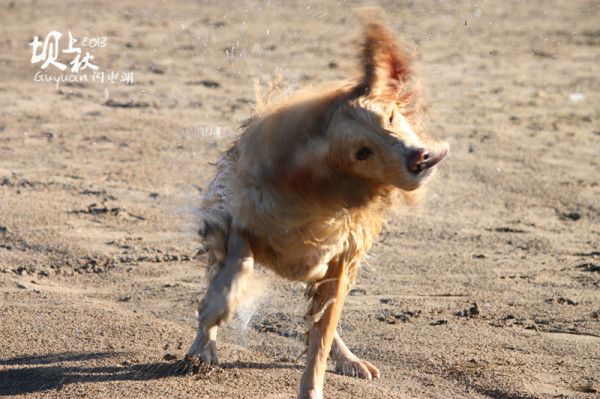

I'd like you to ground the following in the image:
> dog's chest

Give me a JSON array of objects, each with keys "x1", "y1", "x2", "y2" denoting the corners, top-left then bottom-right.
[{"x1": 249, "y1": 212, "x2": 379, "y2": 282}]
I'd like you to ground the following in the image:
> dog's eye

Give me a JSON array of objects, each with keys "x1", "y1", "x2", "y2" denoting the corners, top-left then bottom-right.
[
  {"x1": 355, "y1": 147, "x2": 373, "y2": 161},
  {"x1": 388, "y1": 110, "x2": 395, "y2": 125}
]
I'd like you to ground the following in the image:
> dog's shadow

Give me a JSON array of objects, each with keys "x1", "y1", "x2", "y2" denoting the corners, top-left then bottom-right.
[{"x1": 0, "y1": 352, "x2": 301, "y2": 395}]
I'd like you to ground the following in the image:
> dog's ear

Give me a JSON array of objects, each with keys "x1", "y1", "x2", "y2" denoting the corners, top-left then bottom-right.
[{"x1": 358, "y1": 9, "x2": 415, "y2": 99}]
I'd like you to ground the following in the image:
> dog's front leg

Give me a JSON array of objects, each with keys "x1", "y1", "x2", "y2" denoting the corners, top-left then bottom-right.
[
  {"x1": 184, "y1": 228, "x2": 254, "y2": 371},
  {"x1": 299, "y1": 257, "x2": 349, "y2": 399},
  {"x1": 198, "y1": 228, "x2": 254, "y2": 328}
]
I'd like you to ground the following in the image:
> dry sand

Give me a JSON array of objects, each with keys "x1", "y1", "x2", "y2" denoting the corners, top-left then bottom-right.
[{"x1": 0, "y1": 1, "x2": 599, "y2": 398}]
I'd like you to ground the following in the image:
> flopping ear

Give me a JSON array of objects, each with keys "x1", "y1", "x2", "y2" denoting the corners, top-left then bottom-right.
[{"x1": 357, "y1": 8, "x2": 416, "y2": 101}]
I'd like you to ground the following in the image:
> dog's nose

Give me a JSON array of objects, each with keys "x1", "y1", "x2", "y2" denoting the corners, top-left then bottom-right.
[{"x1": 407, "y1": 148, "x2": 430, "y2": 173}]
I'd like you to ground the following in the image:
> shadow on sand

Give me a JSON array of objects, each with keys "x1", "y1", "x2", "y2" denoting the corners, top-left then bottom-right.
[{"x1": 0, "y1": 351, "x2": 301, "y2": 395}]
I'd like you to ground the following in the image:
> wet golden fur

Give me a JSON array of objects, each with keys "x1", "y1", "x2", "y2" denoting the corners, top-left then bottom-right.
[
  {"x1": 201, "y1": 85, "x2": 404, "y2": 281},
  {"x1": 185, "y1": 9, "x2": 448, "y2": 399},
  {"x1": 200, "y1": 44, "x2": 425, "y2": 282}
]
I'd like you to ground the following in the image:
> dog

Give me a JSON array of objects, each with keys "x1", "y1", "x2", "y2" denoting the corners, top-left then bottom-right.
[{"x1": 182, "y1": 10, "x2": 448, "y2": 399}]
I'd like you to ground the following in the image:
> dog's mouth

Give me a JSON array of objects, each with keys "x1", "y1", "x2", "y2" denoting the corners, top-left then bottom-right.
[{"x1": 406, "y1": 146, "x2": 448, "y2": 175}]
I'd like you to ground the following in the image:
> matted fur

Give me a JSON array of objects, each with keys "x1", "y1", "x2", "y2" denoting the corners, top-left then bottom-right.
[
  {"x1": 185, "y1": 9, "x2": 448, "y2": 399},
  {"x1": 200, "y1": 85, "x2": 399, "y2": 281}
]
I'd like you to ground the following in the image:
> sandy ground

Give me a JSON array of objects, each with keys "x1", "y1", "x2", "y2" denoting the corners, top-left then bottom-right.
[{"x1": 0, "y1": 0, "x2": 599, "y2": 398}]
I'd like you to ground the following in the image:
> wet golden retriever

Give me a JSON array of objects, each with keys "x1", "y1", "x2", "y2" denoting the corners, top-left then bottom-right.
[{"x1": 182, "y1": 10, "x2": 448, "y2": 399}]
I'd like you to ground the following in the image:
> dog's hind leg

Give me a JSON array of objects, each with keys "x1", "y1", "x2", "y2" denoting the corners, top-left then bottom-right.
[
  {"x1": 331, "y1": 330, "x2": 380, "y2": 379},
  {"x1": 298, "y1": 256, "x2": 349, "y2": 399},
  {"x1": 183, "y1": 228, "x2": 254, "y2": 372}
]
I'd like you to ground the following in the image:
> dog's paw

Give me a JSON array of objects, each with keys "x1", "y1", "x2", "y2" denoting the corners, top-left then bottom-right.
[
  {"x1": 334, "y1": 355, "x2": 380, "y2": 380},
  {"x1": 178, "y1": 339, "x2": 219, "y2": 374}
]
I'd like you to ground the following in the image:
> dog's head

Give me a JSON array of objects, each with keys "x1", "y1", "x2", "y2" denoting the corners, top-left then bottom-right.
[{"x1": 327, "y1": 15, "x2": 448, "y2": 191}]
